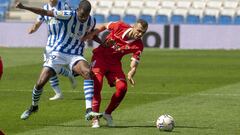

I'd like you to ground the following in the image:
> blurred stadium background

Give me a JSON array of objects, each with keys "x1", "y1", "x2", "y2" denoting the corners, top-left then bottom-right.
[
  {"x1": 1, "y1": 0, "x2": 240, "y2": 49},
  {"x1": 1, "y1": 0, "x2": 240, "y2": 24}
]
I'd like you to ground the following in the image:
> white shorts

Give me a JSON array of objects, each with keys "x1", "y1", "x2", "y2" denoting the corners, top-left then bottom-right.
[
  {"x1": 43, "y1": 51, "x2": 87, "y2": 73},
  {"x1": 43, "y1": 46, "x2": 53, "y2": 62}
]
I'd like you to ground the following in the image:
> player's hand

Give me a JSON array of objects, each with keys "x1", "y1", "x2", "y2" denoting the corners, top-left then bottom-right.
[
  {"x1": 127, "y1": 73, "x2": 135, "y2": 87},
  {"x1": 15, "y1": 1, "x2": 24, "y2": 9},
  {"x1": 28, "y1": 29, "x2": 33, "y2": 34}
]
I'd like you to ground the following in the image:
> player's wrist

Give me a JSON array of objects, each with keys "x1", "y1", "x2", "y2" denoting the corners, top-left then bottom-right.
[{"x1": 94, "y1": 29, "x2": 101, "y2": 35}]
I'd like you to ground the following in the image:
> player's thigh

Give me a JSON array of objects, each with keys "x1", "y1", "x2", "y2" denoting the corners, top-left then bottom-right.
[
  {"x1": 91, "y1": 58, "x2": 107, "y2": 75},
  {"x1": 106, "y1": 67, "x2": 126, "y2": 87},
  {"x1": 35, "y1": 67, "x2": 55, "y2": 89},
  {"x1": 70, "y1": 56, "x2": 90, "y2": 76},
  {"x1": 43, "y1": 52, "x2": 67, "y2": 74}
]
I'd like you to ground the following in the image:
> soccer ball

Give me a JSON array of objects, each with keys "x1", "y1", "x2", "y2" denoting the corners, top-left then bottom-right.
[{"x1": 156, "y1": 114, "x2": 175, "y2": 132}]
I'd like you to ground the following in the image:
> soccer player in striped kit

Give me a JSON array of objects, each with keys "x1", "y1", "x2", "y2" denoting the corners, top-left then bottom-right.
[
  {"x1": 82, "y1": 19, "x2": 148, "y2": 128},
  {"x1": 28, "y1": 0, "x2": 76, "y2": 101},
  {"x1": 16, "y1": 0, "x2": 102, "y2": 121}
]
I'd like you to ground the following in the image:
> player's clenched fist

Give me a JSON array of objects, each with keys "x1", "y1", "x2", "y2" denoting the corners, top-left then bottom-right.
[{"x1": 15, "y1": 1, "x2": 24, "y2": 9}]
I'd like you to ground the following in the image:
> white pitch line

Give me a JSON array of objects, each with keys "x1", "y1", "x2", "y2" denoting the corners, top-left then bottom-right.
[{"x1": 1, "y1": 89, "x2": 240, "y2": 96}]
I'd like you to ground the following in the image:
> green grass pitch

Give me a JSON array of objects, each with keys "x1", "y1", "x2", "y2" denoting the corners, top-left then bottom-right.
[{"x1": 1, "y1": 48, "x2": 240, "y2": 135}]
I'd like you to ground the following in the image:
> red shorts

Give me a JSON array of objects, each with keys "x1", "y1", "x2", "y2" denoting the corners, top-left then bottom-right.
[
  {"x1": 0, "y1": 57, "x2": 3, "y2": 79},
  {"x1": 91, "y1": 57, "x2": 126, "y2": 87}
]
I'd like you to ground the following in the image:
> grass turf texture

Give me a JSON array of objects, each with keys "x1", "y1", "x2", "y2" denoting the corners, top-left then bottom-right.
[{"x1": 0, "y1": 48, "x2": 240, "y2": 135}]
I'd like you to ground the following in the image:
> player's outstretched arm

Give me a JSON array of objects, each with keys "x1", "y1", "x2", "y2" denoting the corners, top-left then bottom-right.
[
  {"x1": 15, "y1": 2, "x2": 54, "y2": 17},
  {"x1": 81, "y1": 25, "x2": 107, "y2": 41},
  {"x1": 92, "y1": 35, "x2": 104, "y2": 45},
  {"x1": 127, "y1": 60, "x2": 139, "y2": 87}
]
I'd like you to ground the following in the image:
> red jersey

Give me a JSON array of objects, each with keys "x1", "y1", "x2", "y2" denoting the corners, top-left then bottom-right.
[{"x1": 93, "y1": 21, "x2": 144, "y2": 65}]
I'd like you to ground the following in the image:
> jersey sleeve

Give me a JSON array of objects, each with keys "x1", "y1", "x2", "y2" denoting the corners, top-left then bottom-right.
[
  {"x1": 106, "y1": 21, "x2": 119, "y2": 31},
  {"x1": 131, "y1": 41, "x2": 144, "y2": 63},
  {"x1": 53, "y1": 9, "x2": 73, "y2": 20},
  {"x1": 36, "y1": 4, "x2": 47, "y2": 22},
  {"x1": 106, "y1": 21, "x2": 127, "y2": 34},
  {"x1": 36, "y1": 15, "x2": 44, "y2": 23},
  {"x1": 106, "y1": 21, "x2": 114, "y2": 30}
]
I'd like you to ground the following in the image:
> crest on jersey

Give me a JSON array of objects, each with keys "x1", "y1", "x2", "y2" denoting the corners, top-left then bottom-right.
[{"x1": 56, "y1": 11, "x2": 64, "y2": 16}]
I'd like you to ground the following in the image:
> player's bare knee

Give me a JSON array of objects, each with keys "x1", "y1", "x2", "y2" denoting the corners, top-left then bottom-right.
[
  {"x1": 116, "y1": 81, "x2": 128, "y2": 92},
  {"x1": 82, "y1": 70, "x2": 91, "y2": 79},
  {"x1": 90, "y1": 71, "x2": 94, "y2": 78}
]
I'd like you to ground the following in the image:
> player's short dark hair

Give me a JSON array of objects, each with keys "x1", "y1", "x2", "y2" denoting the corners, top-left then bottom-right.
[
  {"x1": 79, "y1": 0, "x2": 91, "y2": 13},
  {"x1": 137, "y1": 19, "x2": 148, "y2": 29}
]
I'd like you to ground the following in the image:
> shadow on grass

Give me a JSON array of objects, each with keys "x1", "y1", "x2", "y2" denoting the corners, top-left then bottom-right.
[
  {"x1": 106, "y1": 125, "x2": 156, "y2": 128},
  {"x1": 38, "y1": 124, "x2": 155, "y2": 128},
  {"x1": 176, "y1": 125, "x2": 213, "y2": 129},
  {"x1": 71, "y1": 98, "x2": 110, "y2": 101}
]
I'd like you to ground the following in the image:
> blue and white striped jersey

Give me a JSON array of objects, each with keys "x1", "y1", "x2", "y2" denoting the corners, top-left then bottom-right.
[
  {"x1": 51, "y1": 10, "x2": 96, "y2": 56},
  {"x1": 37, "y1": 0, "x2": 70, "y2": 48}
]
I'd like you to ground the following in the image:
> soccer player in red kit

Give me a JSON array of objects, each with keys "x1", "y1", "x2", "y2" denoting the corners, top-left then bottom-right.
[
  {"x1": 0, "y1": 57, "x2": 3, "y2": 79},
  {"x1": 82, "y1": 19, "x2": 148, "y2": 128}
]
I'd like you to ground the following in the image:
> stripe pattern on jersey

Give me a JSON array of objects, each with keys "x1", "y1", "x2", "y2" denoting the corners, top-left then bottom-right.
[
  {"x1": 37, "y1": 0, "x2": 70, "y2": 48},
  {"x1": 52, "y1": 10, "x2": 96, "y2": 56}
]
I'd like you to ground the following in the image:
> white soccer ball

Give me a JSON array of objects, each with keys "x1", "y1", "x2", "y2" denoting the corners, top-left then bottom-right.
[{"x1": 156, "y1": 114, "x2": 175, "y2": 132}]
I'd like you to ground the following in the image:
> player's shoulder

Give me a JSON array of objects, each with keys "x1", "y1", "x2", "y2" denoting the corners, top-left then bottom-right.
[
  {"x1": 89, "y1": 15, "x2": 95, "y2": 21},
  {"x1": 109, "y1": 21, "x2": 130, "y2": 31},
  {"x1": 114, "y1": 21, "x2": 130, "y2": 28},
  {"x1": 85, "y1": 15, "x2": 95, "y2": 26}
]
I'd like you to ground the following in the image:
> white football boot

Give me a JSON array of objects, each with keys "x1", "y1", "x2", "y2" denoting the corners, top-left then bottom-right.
[
  {"x1": 92, "y1": 117, "x2": 100, "y2": 128},
  {"x1": 103, "y1": 113, "x2": 115, "y2": 127},
  {"x1": 20, "y1": 105, "x2": 38, "y2": 120},
  {"x1": 49, "y1": 94, "x2": 63, "y2": 100},
  {"x1": 85, "y1": 108, "x2": 103, "y2": 121}
]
